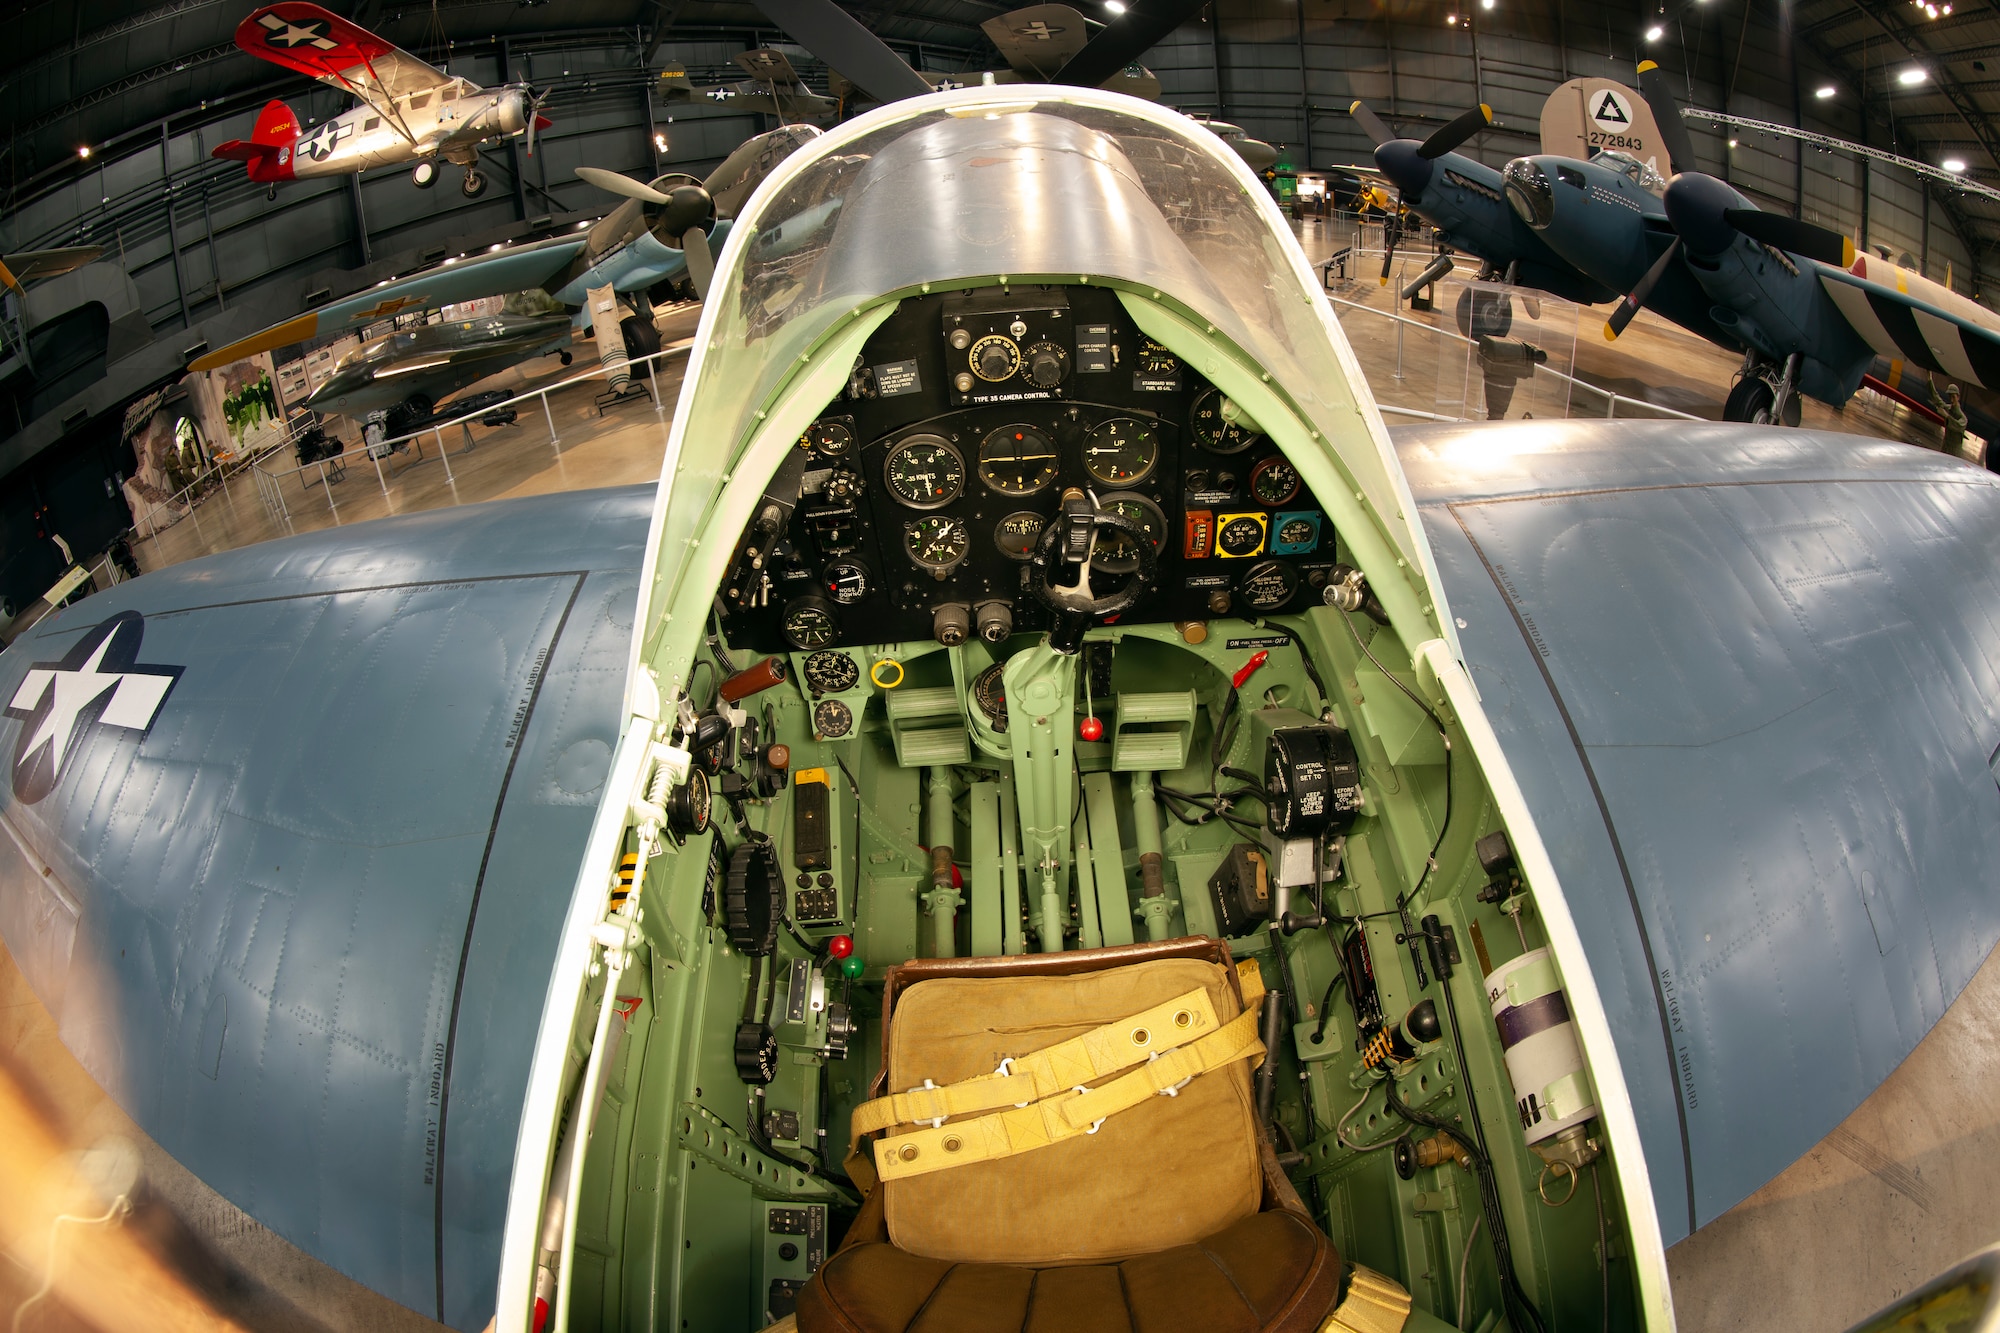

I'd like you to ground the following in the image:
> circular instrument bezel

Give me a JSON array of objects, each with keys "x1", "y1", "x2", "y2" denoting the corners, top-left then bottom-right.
[
  {"x1": 993, "y1": 509, "x2": 1048, "y2": 561},
  {"x1": 803, "y1": 650, "x2": 860, "y2": 693},
  {"x1": 813, "y1": 698, "x2": 855, "y2": 739},
  {"x1": 822, "y1": 560, "x2": 870, "y2": 604},
  {"x1": 1094, "y1": 494, "x2": 1168, "y2": 575},
  {"x1": 1249, "y1": 454, "x2": 1303, "y2": 507},
  {"x1": 780, "y1": 595, "x2": 839, "y2": 650},
  {"x1": 978, "y1": 423, "x2": 1060, "y2": 496},
  {"x1": 1216, "y1": 514, "x2": 1268, "y2": 558},
  {"x1": 1081, "y1": 416, "x2": 1160, "y2": 488},
  {"x1": 1237, "y1": 558, "x2": 1299, "y2": 612},
  {"x1": 969, "y1": 333, "x2": 1022, "y2": 382},
  {"x1": 803, "y1": 419, "x2": 856, "y2": 457},
  {"x1": 905, "y1": 515, "x2": 970, "y2": 572},
  {"x1": 1190, "y1": 387, "x2": 1261, "y2": 455},
  {"x1": 882, "y1": 434, "x2": 965, "y2": 509}
]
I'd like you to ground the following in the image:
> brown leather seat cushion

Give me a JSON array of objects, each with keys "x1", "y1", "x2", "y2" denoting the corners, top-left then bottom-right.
[{"x1": 797, "y1": 1207, "x2": 1338, "y2": 1333}]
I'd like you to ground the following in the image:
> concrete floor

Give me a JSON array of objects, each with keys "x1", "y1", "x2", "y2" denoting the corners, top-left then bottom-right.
[{"x1": 6, "y1": 237, "x2": 1996, "y2": 1332}]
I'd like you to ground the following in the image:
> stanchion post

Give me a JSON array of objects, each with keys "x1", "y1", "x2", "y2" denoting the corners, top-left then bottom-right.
[
  {"x1": 542, "y1": 390, "x2": 559, "y2": 451},
  {"x1": 436, "y1": 428, "x2": 455, "y2": 483}
]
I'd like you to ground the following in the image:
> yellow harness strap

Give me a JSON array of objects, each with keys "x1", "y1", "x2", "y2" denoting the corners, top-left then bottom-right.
[
  {"x1": 873, "y1": 1007, "x2": 1264, "y2": 1181},
  {"x1": 849, "y1": 986, "x2": 1223, "y2": 1138}
]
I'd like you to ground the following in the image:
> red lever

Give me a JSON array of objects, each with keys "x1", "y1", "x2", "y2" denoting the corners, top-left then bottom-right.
[{"x1": 1232, "y1": 650, "x2": 1270, "y2": 690}]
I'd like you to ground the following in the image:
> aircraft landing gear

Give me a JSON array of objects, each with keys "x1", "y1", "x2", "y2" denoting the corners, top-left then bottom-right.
[
  {"x1": 1725, "y1": 354, "x2": 1804, "y2": 427},
  {"x1": 558, "y1": 350, "x2": 573, "y2": 366},
  {"x1": 461, "y1": 169, "x2": 487, "y2": 199},
  {"x1": 265, "y1": 184, "x2": 278, "y2": 202},
  {"x1": 411, "y1": 159, "x2": 439, "y2": 189}
]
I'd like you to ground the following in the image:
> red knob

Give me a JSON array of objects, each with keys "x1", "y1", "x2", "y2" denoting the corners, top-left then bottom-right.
[
  {"x1": 1079, "y1": 716, "x2": 1104, "y2": 742},
  {"x1": 828, "y1": 934, "x2": 855, "y2": 959}
]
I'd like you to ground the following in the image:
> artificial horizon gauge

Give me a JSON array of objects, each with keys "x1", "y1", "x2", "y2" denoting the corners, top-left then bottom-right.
[
  {"x1": 780, "y1": 595, "x2": 838, "y2": 649},
  {"x1": 994, "y1": 510, "x2": 1047, "y2": 560},
  {"x1": 1237, "y1": 558, "x2": 1299, "y2": 611},
  {"x1": 823, "y1": 561, "x2": 869, "y2": 604},
  {"x1": 1094, "y1": 494, "x2": 1168, "y2": 574},
  {"x1": 813, "y1": 698, "x2": 854, "y2": 739},
  {"x1": 1190, "y1": 387, "x2": 1262, "y2": 455},
  {"x1": 905, "y1": 515, "x2": 970, "y2": 573},
  {"x1": 883, "y1": 435, "x2": 964, "y2": 508},
  {"x1": 969, "y1": 334, "x2": 1022, "y2": 382},
  {"x1": 803, "y1": 650, "x2": 860, "y2": 693},
  {"x1": 1216, "y1": 512, "x2": 1269, "y2": 558},
  {"x1": 1082, "y1": 417, "x2": 1159, "y2": 487},
  {"x1": 802, "y1": 419, "x2": 856, "y2": 457},
  {"x1": 1250, "y1": 455, "x2": 1303, "y2": 507},
  {"x1": 978, "y1": 424, "x2": 1059, "y2": 496}
]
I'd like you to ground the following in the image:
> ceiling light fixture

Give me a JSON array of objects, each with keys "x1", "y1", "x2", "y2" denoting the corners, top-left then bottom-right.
[
  {"x1": 1104, "y1": 0, "x2": 1126, "y2": 12},
  {"x1": 77, "y1": 145, "x2": 90, "y2": 159},
  {"x1": 1728, "y1": 138, "x2": 1739, "y2": 148},
  {"x1": 1899, "y1": 66, "x2": 1928, "y2": 84},
  {"x1": 1815, "y1": 85, "x2": 1836, "y2": 98},
  {"x1": 1645, "y1": 24, "x2": 1665, "y2": 40},
  {"x1": 1944, "y1": 157, "x2": 1967, "y2": 171}
]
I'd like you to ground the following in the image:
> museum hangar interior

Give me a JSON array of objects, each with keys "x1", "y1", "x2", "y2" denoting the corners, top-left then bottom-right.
[{"x1": 3, "y1": 1, "x2": 2000, "y2": 1332}]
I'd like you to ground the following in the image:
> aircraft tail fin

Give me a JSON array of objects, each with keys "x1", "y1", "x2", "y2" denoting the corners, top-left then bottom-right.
[
  {"x1": 658, "y1": 68, "x2": 695, "y2": 101},
  {"x1": 210, "y1": 100, "x2": 299, "y2": 182}
]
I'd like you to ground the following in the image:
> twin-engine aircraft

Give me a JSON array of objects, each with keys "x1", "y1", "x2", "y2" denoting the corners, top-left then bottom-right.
[
  {"x1": 211, "y1": 1, "x2": 552, "y2": 198},
  {"x1": 1354, "y1": 68, "x2": 2000, "y2": 431}
]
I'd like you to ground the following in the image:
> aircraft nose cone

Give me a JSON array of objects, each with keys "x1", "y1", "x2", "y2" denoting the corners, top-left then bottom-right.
[
  {"x1": 1503, "y1": 158, "x2": 1554, "y2": 229},
  {"x1": 1374, "y1": 140, "x2": 1433, "y2": 201},
  {"x1": 1663, "y1": 172, "x2": 1737, "y2": 257}
]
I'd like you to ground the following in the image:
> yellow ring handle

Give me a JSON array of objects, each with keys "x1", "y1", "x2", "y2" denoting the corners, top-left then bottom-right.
[{"x1": 870, "y1": 658, "x2": 905, "y2": 689}]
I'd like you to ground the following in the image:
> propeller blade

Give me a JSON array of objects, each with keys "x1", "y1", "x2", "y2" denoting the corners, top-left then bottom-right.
[
  {"x1": 1380, "y1": 205, "x2": 1399, "y2": 285},
  {"x1": 1054, "y1": 0, "x2": 1207, "y2": 90},
  {"x1": 681, "y1": 227, "x2": 715, "y2": 300},
  {"x1": 1722, "y1": 208, "x2": 1856, "y2": 267},
  {"x1": 1634, "y1": 60, "x2": 1699, "y2": 176},
  {"x1": 749, "y1": 0, "x2": 931, "y2": 103},
  {"x1": 1349, "y1": 100, "x2": 1395, "y2": 148},
  {"x1": 576, "y1": 166, "x2": 673, "y2": 204},
  {"x1": 1604, "y1": 237, "x2": 1680, "y2": 339},
  {"x1": 1418, "y1": 104, "x2": 1491, "y2": 159}
]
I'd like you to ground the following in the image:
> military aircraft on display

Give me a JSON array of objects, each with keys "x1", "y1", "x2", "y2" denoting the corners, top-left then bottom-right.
[
  {"x1": 189, "y1": 125, "x2": 821, "y2": 446},
  {"x1": 211, "y1": 0, "x2": 552, "y2": 198},
  {"x1": 660, "y1": 48, "x2": 841, "y2": 123},
  {"x1": 1503, "y1": 61, "x2": 2000, "y2": 428},
  {"x1": 299, "y1": 308, "x2": 574, "y2": 441},
  {"x1": 11, "y1": 8, "x2": 2000, "y2": 1333}
]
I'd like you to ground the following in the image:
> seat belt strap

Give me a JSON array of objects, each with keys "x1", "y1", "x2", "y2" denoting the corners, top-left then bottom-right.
[
  {"x1": 872, "y1": 1008, "x2": 1264, "y2": 1182},
  {"x1": 848, "y1": 986, "x2": 1224, "y2": 1137}
]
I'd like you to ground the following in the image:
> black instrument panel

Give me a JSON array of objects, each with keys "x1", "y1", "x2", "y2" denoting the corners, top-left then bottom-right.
[{"x1": 717, "y1": 286, "x2": 1340, "y2": 653}]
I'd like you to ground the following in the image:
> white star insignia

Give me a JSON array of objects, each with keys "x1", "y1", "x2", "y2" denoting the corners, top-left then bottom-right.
[
  {"x1": 7, "y1": 612, "x2": 182, "y2": 803},
  {"x1": 260, "y1": 14, "x2": 337, "y2": 50}
]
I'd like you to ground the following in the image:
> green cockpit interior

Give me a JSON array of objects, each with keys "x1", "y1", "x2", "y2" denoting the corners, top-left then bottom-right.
[{"x1": 531, "y1": 281, "x2": 1644, "y2": 1333}]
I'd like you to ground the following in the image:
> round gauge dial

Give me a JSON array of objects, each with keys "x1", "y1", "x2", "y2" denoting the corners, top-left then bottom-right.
[
  {"x1": 1094, "y1": 494, "x2": 1168, "y2": 575},
  {"x1": 813, "y1": 698, "x2": 855, "y2": 739},
  {"x1": 1022, "y1": 341, "x2": 1070, "y2": 390},
  {"x1": 1137, "y1": 338, "x2": 1179, "y2": 377},
  {"x1": 905, "y1": 515, "x2": 970, "y2": 572},
  {"x1": 979, "y1": 424, "x2": 1059, "y2": 496},
  {"x1": 994, "y1": 510, "x2": 1047, "y2": 560},
  {"x1": 666, "y1": 766, "x2": 711, "y2": 837},
  {"x1": 802, "y1": 420, "x2": 855, "y2": 457},
  {"x1": 823, "y1": 560, "x2": 869, "y2": 604},
  {"x1": 1190, "y1": 388, "x2": 1262, "y2": 455},
  {"x1": 970, "y1": 334, "x2": 1022, "y2": 382},
  {"x1": 883, "y1": 435, "x2": 964, "y2": 508},
  {"x1": 1276, "y1": 516, "x2": 1318, "y2": 550},
  {"x1": 1217, "y1": 514, "x2": 1268, "y2": 558},
  {"x1": 1082, "y1": 417, "x2": 1160, "y2": 487},
  {"x1": 972, "y1": 663, "x2": 1009, "y2": 733},
  {"x1": 1238, "y1": 559, "x2": 1299, "y2": 612},
  {"x1": 780, "y1": 595, "x2": 838, "y2": 650},
  {"x1": 1250, "y1": 455, "x2": 1302, "y2": 506},
  {"x1": 803, "y1": 650, "x2": 860, "y2": 693}
]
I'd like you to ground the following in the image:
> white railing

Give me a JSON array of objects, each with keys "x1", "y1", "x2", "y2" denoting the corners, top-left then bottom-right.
[
  {"x1": 1320, "y1": 274, "x2": 1705, "y2": 424},
  {"x1": 247, "y1": 342, "x2": 693, "y2": 526}
]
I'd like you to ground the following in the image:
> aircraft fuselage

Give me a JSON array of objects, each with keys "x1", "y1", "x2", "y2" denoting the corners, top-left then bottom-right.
[{"x1": 287, "y1": 79, "x2": 533, "y2": 178}]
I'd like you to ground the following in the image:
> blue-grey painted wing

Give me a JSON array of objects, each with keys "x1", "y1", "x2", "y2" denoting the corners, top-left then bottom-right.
[
  {"x1": 1400, "y1": 422, "x2": 2000, "y2": 1244},
  {"x1": 0, "y1": 486, "x2": 650, "y2": 1328}
]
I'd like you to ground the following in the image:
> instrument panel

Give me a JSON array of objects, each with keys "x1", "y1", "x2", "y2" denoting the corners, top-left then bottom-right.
[{"x1": 718, "y1": 287, "x2": 1340, "y2": 653}]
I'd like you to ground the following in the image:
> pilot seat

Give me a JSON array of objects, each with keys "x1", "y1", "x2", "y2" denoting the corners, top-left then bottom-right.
[{"x1": 793, "y1": 939, "x2": 1394, "y2": 1333}]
